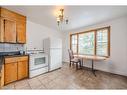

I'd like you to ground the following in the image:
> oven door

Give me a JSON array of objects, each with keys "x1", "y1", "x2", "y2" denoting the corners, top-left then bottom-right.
[{"x1": 29, "y1": 53, "x2": 48, "y2": 70}]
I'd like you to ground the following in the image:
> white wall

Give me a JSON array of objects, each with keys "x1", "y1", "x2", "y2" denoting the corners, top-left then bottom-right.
[
  {"x1": 62, "y1": 16, "x2": 127, "y2": 76},
  {"x1": 26, "y1": 20, "x2": 62, "y2": 50}
]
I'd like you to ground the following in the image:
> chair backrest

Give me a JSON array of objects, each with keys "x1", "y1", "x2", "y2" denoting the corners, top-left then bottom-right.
[{"x1": 68, "y1": 49, "x2": 74, "y2": 60}]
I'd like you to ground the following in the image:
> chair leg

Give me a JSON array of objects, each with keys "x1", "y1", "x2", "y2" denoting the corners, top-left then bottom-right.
[
  {"x1": 69, "y1": 61, "x2": 71, "y2": 67},
  {"x1": 79, "y1": 61, "x2": 82, "y2": 69},
  {"x1": 72, "y1": 62, "x2": 74, "y2": 66},
  {"x1": 76, "y1": 63, "x2": 78, "y2": 70}
]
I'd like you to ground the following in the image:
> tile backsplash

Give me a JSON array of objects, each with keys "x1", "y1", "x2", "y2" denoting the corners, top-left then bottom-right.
[{"x1": 0, "y1": 43, "x2": 24, "y2": 52}]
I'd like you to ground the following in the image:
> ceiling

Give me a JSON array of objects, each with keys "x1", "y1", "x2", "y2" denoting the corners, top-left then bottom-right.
[{"x1": 3, "y1": 6, "x2": 127, "y2": 31}]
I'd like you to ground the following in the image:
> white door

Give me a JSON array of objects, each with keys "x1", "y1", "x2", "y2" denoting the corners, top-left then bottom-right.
[{"x1": 49, "y1": 49, "x2": 62, "y2": 71}]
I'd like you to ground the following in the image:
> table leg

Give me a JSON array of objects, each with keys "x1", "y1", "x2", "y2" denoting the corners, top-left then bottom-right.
[
  {"x1": 92, "y1": 60, "x2": 96, "y2": 77},
  {"x1": 82, "y1": 58, "x2": 84, "y2": 67},
  {"x1": 80, "y1": 58, "x2": 83, "y2": 69}
]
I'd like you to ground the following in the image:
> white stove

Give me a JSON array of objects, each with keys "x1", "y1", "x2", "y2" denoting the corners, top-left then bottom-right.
[{"x1": 27, "y1": 50, "x2": 48, "y2": 78}]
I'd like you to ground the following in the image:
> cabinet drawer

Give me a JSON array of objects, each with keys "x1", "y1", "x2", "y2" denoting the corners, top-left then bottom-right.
[
  {"x1": 17, "y1": 56, "x2": 28, "y2": 61},
  {"x1": 5, "y1": 57, "x2": 17, "y2": 63}
]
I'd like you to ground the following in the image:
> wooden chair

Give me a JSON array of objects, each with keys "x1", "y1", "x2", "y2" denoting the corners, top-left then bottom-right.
[{"x1": 68, "y1": 49, "x2": 82, "y2": 70}]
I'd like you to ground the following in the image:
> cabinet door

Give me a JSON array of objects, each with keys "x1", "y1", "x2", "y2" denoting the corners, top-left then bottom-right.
[
  {"x1": 17, "y1": 60, "x2": 28, "y2": 80},
  {"x1": 4, "y1": 62, "x2": 17, "y2": 84},
  {"x1": 4, "y1": 19, "x2": 16, "y2": 43},
  {"x1": 16, "y1": 21, "x2": 26, "y2": 43},
  {"x1": 0, "y1": 65, "x2": 4, "y2": 87},
  {"x1": 0, "y1": 17, "x2": 4, "y2": 42}
]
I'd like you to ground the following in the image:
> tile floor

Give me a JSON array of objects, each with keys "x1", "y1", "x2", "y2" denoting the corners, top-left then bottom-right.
[{"x1": 1, "y1": 62, "x2": 127, "y2": 89}]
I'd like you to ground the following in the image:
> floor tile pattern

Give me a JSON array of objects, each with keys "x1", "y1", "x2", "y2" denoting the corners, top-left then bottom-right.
[{"x1": 1, "y1": 62, "x2": 127, "y2": 89}]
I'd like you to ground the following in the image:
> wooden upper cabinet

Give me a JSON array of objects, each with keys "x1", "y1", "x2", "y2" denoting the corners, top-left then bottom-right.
[
  {"x1": 0, "y1": 17, "x2": 4, "y2": 42},
  {"x1": 0, "y1": 7, "x2": 26, "y2": 43},
  {"x1": 16, "y1": 20, "x2": 26, "y2": 43},
  {"x1": 16, "y1": 13, "x2": 26, "y2": 44},
  {"x1": 4, "y1": 19, "x2": 16, "y2": 43},
  {"x1": 0, "y1": 7, "x2": 17, "y2": 21}
]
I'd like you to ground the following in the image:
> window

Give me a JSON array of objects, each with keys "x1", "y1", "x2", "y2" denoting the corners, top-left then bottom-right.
[
  {"x1": 70, "y1": 27, "x2": 110, "y2": 57},
  {"x1": 71, "y1": 34, "x2": 78, "y2": 54},
  {"x1": 96, "y1": 29, "x2": 109, "y2": 56},
  {"x1": 78, "y1": 32, "x2": 95, "y2": 55}
]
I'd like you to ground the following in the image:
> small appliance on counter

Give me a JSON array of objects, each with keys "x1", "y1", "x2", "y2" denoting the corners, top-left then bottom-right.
[{"x1": 19, "y1": 50, "x2": 25, "y2": 55}]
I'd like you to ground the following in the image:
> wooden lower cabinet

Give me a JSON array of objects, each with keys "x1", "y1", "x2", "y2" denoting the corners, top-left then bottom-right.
[
  {"x1": 4, "y1": 62, "x2": 17, "y2": 84},
  {"x1": 18, "y1": 61, "x2": 28, "y2": 80},
  {"x1": 0, "y1": 65, "x2": 4, "y2": 88},
  {"x1": 4, "y1": 56, "x2": 28, "y2": 85}
]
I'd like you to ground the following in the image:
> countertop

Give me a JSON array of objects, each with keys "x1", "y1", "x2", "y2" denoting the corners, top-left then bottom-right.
[
  {"x1": 0, "y1": 54, "x2": 29, "y2": 75},
  {"x1": 3, "y1": 54, "x2": 29, "y2": 58}
]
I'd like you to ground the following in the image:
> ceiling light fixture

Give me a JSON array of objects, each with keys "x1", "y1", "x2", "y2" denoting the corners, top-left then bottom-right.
[{"x1": 56, "y1": 9, "x2": 68, "y2": 26}]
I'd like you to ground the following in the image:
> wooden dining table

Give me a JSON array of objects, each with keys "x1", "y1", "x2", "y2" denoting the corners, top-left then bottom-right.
[{"x1": 74, "y1": 54, "x2": 107, "y2": 76}]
